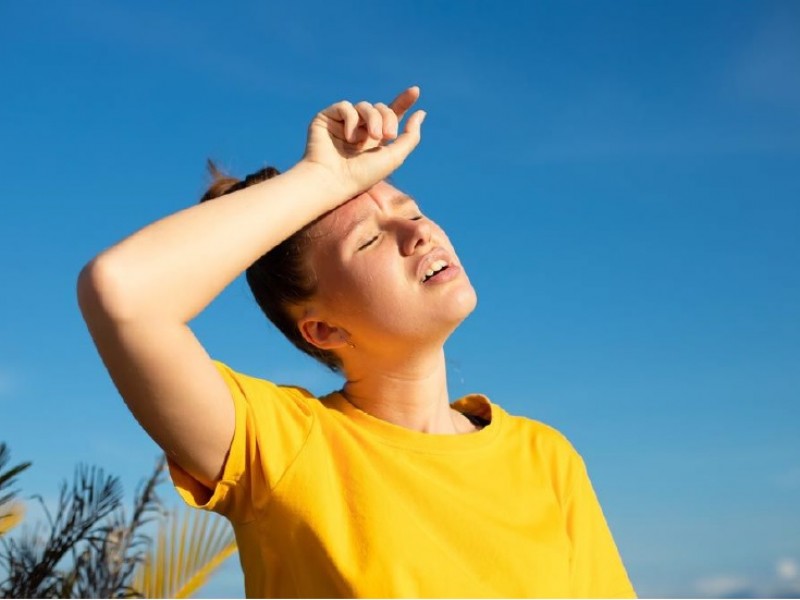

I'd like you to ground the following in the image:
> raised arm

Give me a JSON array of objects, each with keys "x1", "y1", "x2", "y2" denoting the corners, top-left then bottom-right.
[{"x1": 77, "y1": 88, "x2": 425, "y2": 490}]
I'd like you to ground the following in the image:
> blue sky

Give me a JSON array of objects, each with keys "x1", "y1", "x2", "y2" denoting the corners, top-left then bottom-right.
[{"x1": 2, "y1": 0, "x2": 799, "y2": 597}]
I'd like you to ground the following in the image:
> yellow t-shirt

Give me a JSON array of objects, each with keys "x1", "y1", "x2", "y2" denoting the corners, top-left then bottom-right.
[{"x1": 167, "y1": 361, "x2": 636, "y2": 598}]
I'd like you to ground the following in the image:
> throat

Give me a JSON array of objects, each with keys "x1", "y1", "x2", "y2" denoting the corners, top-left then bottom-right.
[{"x1": 340, "y1": 349, "x2": 457, "y2": 433}]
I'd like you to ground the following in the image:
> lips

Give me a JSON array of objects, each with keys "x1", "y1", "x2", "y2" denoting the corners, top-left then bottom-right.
[{"x1": 416, "y1": 248, "x2": 457, "y2": 283}]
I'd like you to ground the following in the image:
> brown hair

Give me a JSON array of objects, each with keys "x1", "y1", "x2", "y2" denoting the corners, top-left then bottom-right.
[{"x1": 199, "y1": 160, "x2": 342, "y2": 372}]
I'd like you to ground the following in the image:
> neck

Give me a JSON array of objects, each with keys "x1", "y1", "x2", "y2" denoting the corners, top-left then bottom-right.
[{"x1": 341, "y1": 346, "x2": 473, "y2": 434}]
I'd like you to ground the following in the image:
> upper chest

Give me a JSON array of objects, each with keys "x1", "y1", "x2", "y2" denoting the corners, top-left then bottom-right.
[{"x1": 258, "y1": 430, "x2": 572, "y2": 597}]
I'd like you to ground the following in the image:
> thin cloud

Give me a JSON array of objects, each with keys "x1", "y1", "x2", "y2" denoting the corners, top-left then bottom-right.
[
  {"x1": 693, "y1": 557, "x2": 800, "y2": 598},
  {"x1": 774, "y1": 557, "x2": 800, "y2": 598},
  {"x1": 694, "y1": 575, "x2": 754, "y2": 598},
  {"x1": 777, "y1": 557, "x2": 800, "y2": 582}
]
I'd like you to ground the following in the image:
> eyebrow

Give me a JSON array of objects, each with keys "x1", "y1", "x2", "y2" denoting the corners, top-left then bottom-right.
[
  {"x1": 390, "y1": 194, "x2": 416, "y2": 208},
  {"x1": 343, "y1": 194, "x2": 418, "y2": 241}
]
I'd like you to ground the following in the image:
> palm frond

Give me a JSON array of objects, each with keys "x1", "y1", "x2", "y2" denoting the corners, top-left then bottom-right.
[
  {"x1": 0, "y1": 502, "x2": 25, "y2": 536},
  {"x1": 56, "y1": 454, "x2": 168, "y2": 598},
  {"x1": 0, "y1": 448, "x2": 234, "y2": 599},
  {"x1": 0, "y1": 442, "x2": 32, "y2": 526},
  {"x1": 132, "y1": 504, "x2": 237, "y2": 598},
  {"x1": 0, "y1": 463, "x2": 124, "y2": 597}
]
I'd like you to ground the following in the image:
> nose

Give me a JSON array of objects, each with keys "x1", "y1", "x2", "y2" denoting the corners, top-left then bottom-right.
[{"x1": 399, "y1": 218, "x2": 433, "y2": 256}]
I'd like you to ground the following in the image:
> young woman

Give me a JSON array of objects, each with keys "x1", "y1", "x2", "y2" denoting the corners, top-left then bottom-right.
[{"x1": 78, "y1": 86, "x2": 636, "y2": 598}]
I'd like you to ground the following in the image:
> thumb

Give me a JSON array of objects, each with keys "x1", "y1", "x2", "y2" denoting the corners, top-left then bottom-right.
[
  {"x1": 347, "y1": 109, "x2": 426, "y2": 188},
  {"x1": 378, "y1": 109, "x2": 427, "y2": 169}
]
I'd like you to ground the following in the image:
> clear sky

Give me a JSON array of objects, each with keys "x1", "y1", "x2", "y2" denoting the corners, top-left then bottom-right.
[{"x1": 2, "y1": 1, "x2": 799, "y2": 597}]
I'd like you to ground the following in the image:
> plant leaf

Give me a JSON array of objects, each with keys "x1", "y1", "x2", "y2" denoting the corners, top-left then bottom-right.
[
  {"x1": 131, "y1": 505, "x2": 237, "y2": 598},
  {"x1": 0, "y1": 501, "x2": 25, "y2": 536}
]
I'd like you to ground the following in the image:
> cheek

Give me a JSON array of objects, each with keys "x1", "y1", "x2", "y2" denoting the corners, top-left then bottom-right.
[
  {"x1": 346, "y1": 261, "x2": 402, "y2": 307},
  {"x1": 315, "y1": 259, "x2": 375, "y2": 313},
  {"x1": 329, "y1": 257, "x2": 409, "y2": 318}
]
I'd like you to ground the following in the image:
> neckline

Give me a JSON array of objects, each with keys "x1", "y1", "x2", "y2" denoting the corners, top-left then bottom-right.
[{"x1": 321, "y1": 391, "x2": 504, "y2": 454}]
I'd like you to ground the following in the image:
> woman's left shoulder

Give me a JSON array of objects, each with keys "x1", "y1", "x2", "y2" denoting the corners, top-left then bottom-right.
[{"x1": 503, "y1": 411, "x2": 581, "y2": 457}]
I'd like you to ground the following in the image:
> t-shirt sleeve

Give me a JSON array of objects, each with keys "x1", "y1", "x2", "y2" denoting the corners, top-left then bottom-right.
[
  {"x1": 561, "y1": 442, "x2": 637, "y2": 598},
  {"x1": 165, "y1": 360, "x2": 315, "y2": 524}
]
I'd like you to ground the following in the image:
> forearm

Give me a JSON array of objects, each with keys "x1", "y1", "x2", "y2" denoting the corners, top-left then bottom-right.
[{"x1": 79, "y1": 161, "x2": 343, "y2": 324}]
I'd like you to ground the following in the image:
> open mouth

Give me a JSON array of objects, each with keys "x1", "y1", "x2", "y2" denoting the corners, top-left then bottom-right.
[{"x1": 422, "y1": 259, "x2": 450, "y2": 283}]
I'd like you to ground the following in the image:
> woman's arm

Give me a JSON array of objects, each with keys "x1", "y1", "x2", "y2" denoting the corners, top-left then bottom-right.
[{"x1": 77, "y1": 88, "x2": 424, "y2": 490}]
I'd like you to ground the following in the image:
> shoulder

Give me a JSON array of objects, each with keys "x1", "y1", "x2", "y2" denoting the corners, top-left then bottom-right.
[
  {"x1": 496, "y1": 408, "x2": 591, "y2": 503},
  {"x1": 496, "y1": 406, "x2": 586, "y2": 479},
  {"x1": 211, "y1": 359, "x2": 311, "y2": 393},
  {"x1": 500, "y1": 407, "x2": 579, "y2": 455},
  {"x1": 211, "y1": 359, "x2": 317, "y2": 414}
]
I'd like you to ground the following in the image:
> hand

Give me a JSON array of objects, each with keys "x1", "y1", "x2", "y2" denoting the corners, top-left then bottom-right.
[{"x1": 301, "y1": 86, "x2": 426, "y2": 199}]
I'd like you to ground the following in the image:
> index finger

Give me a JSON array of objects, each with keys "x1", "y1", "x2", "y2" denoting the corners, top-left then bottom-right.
[{"x1": 388, "y1": 86, "x2": 421, "y2": 121}]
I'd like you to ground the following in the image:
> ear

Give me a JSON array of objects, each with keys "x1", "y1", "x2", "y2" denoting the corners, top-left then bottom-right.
[{"x1": 298, "y1": 317, "x2": 350, "y2": 351}]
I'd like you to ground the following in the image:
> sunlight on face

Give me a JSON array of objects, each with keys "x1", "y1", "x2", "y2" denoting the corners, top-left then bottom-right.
[{"x1": 305, "y1": 181, "x2": 478, "y2": 348}]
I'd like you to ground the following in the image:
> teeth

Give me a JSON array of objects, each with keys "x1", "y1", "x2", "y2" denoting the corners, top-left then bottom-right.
[{"x1": 423, "y1": 259, "x2": 449, "y2": 281}]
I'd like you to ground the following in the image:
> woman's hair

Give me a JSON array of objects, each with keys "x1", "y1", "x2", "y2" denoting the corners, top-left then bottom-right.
[{"x1": 199, "y1": 160, "x2": 342, "y2": 372}]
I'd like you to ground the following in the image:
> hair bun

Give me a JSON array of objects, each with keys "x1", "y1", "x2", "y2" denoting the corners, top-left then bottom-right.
[{"x1": 199, "y1": 160, "x2": 281, "y2": 203}]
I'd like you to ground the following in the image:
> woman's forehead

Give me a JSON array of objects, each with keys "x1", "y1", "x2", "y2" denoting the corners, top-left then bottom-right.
[{"x1": 315, "y1": 180, "x2": 413, "y2": 236}]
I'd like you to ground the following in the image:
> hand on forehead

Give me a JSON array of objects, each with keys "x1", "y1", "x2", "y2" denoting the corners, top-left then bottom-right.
[{"x1": 329, "y1": 180, "x2": 410, "y2": 226}]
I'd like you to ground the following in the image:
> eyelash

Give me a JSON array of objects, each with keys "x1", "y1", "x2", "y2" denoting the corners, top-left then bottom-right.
[
  {"x1": 358, "y1": 235, "x2": 379, "y2": 250},
  {"x1": 358, "y1": 215, "x2": 424, "y2": 251}
]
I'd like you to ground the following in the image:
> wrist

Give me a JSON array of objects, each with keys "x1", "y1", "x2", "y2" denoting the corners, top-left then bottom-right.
[{"x1": 288, "y1": 160, "x2": 358, "y2": 206}]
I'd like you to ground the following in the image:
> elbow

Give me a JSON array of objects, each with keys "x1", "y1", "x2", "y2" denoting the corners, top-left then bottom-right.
[{"x1": 77, "y1": 255, "x2": 134, "y2": 323}]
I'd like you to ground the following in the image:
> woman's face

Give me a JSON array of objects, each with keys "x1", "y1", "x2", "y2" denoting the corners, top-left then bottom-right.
[{"x1": 304, "y1": 180, "x2": 477, "y2": 352}]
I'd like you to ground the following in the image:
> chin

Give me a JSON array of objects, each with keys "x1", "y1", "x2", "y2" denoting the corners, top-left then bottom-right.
[{"x1": 445, "y1": 282, "x2": 478, "y2": 324}]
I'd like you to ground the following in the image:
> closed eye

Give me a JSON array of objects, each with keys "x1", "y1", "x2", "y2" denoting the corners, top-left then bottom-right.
[
  {"x1": 358, "y1": 235, "x2": 379, "y2": 251},
  {"x1": 357, "y1": 216, "x2": 423, "y2": 250}
]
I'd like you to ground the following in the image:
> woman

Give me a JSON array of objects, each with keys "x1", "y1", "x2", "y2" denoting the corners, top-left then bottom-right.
[{"x1": 78, "y1": 86, "x2": 636, "y2": 598}]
